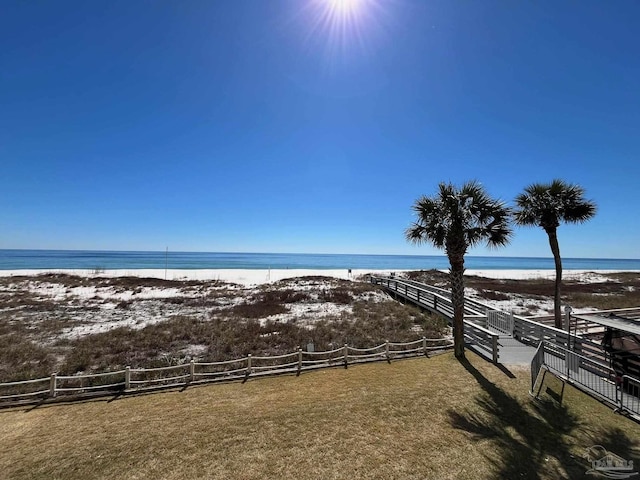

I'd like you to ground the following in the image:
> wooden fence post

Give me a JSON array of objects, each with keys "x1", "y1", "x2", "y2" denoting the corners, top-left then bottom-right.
[
  {"x1": 125, "y1": 366, "x2": 130, "y2": 390},
  {"x1": 434, "y1": 296, "x2": 438, "y2": 311},
  {"x1": 297, "y1": 348, "x2": 302, "y2": 376},
  {"x1": 242, "y1": 355, "x2": 252, "y2": 384},
  {"x1": 343, "y1": 344, "x2": 348, "y2": 369},
  {"x1": 190, "y1": 360, "x2": 195, "y2": 383},
  {"x1": 49, "y1": 373, "x2": 57, "y2": 398},
  {"x1": 423, "y1": 337, "x2": 429, "y2": 358},
  {"x1": 385, "y1": 340, "x2": 390, "y2": 363}
]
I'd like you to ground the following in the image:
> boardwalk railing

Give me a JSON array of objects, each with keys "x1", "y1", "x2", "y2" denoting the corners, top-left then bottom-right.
[
  {"x1": 511, "y1": 313, "x2": 608, "y2": 364},
  {"x1": 529, "y1": 307, "x2": 640, "y2": 333},
  {"x1": 399, "y1": 279, "x2": 490, "y2": 315},
  {"x1": 369, "y1": 276, "x2": 639, "y2": 419},
  {"x1": 371, "y1": 276, "x2": 611, "y2": 364},
  {"x1": 487, "y1": 310, "x2": 514, "y2": 335},
  {"x1": 370, "y1": 276, "x2": 500, "y2": 363},
  {"x1": 371, "y1": 277, "x2": 485, "y2": 317},
  {"x1": 464, "y1": 321, "x2": 500, "y2": 363},
  {"x1": 531, "y1": 341, "x2": 640, "y2": 421},
  {"x1": 0, "y1": 338, "x2": 452, "y2": 407}
]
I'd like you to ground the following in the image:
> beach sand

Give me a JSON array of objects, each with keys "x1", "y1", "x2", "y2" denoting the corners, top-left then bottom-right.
[{"x1": 0, "y1": 268, "x2": 636, "y2": 285}]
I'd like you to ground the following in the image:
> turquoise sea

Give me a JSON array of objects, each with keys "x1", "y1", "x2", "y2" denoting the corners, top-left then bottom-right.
[{"x1": 1, "y1": 250, "x2": 639, "y2": 271}]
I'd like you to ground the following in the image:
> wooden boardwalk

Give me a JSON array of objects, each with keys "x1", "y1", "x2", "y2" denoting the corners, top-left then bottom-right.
[
  {"x1": 497, "y1": 337, "x2": 538, "y2": 365},
  {"x1": 372, "y1": 276, "x2": 538, "y2": 365},
  {"x1": 372, "y1": 276, "x2": 640, "y2": 421},
  {"x1": 465, "y1": 335, "x2": 538, "y2": 366}
]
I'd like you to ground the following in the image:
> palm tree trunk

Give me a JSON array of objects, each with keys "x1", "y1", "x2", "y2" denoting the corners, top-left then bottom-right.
[
  {"x1": 449, "y1": 253, "x2": 466, "y2": 359},
  {"x1": 546, "y1": 228, "x2": 563, "y2": 328}
]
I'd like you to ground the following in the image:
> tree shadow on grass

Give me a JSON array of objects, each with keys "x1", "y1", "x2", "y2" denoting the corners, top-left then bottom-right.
[
  {"x1": 580, "y1": 425, "x2": 640, "y2": 474},
  {"x1": 449, "y1": 359, "x2": 586, "y2": 479}
]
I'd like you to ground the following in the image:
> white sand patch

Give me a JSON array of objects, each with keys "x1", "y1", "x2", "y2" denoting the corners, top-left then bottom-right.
[
  {"x1": 353, "y1": 289, "x2": 390, "y2": 303},
  {"x1": 464, "y1": 286, "x2": 554, "y2": 317},
  {"x1": 477, "y1": 294, "x2": 553, "y2": 317},
  {"x1": 261, "y1": 302, "x2": 352, "y2": 326},
  {"x1": 25, "y1": 282, "x2": 188, "y2": 302},
  {"x1": 56, "y1": 300, "x2": 183, "y2": 339}
]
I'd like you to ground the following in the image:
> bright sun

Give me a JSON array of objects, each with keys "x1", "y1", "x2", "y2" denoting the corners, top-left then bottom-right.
[
  {"x1": 302, "y1": 0, "x2": 384, "y2": 59},
  {"x1": 327, "y1": 0, "x2": 363, "y2": 15}
]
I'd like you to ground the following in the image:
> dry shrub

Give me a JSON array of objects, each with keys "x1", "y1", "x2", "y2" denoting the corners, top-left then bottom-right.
[
  {"x1": 0, "y1": 334, "x2": 57, "y2": 381},
  {"x1": 255, "y1": 289, "x2": 310, "y2": 304},
  {"x1": 405, "y1": 269, "x2": 450, "y2": 285},
  {"x1": 52, "y1": 295, "x2": 447, "y2": 374},
  {"x1": 319, "y1": 288, "x2": 353, "y2": 304},
  {"x1": 228, "y1": 302, "x2": 288, "y2": 319},
  {"x1": 565, "y1": 291, "x2": 640, "y2": 310}
]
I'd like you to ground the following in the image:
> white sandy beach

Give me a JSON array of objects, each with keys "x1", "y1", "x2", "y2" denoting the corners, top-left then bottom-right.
[{"x1": 0, "y1": 268, "x2": 637, "y2": 286}]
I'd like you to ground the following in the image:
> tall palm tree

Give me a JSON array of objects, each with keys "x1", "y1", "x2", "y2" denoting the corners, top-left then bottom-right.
[
  {"x1": 406, "y1": 181, "x2": 512, "y2": 359},
  {"x1": 514, "y1": 180, "x2": 597, "y2": 328}
]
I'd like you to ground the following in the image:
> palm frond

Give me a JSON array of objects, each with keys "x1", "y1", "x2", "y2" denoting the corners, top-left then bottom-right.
[
  {"x1": 406, "y1": 181, "x2": 511, "y2": 253},
  {"x1": 513, "y1": 179, "x2": 596, "y2": 229}
]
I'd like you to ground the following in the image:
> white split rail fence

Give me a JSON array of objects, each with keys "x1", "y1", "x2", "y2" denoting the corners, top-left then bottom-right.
[{"x1": 0, "y1": 337, "x2": 452, "y2": 407}]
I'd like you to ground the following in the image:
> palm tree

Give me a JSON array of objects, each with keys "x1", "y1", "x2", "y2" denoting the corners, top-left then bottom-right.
[
  {"x1": 406, "y1": 181, "x2": 512, "y2": 359},
  {"x1": 514, "y1": 180, "x2": 597, "y2": 328}
]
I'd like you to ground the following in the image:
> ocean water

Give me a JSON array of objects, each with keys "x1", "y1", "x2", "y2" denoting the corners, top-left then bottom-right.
[{"x1": 1, "y1": 249, "x2": 639, "y2": 271}]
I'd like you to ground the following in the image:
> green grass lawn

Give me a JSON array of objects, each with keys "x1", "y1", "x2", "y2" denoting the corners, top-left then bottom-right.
[{"x1": 1, "y1": 351, "x2": 638, "y2": 480}]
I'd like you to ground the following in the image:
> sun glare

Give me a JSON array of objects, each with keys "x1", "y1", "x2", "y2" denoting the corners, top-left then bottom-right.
[
  {"x1": 327, "y1": 0, "x2": 363, "y2": 16},
  {"x1": 303, "y1": 0, "x2": 385, "y2": 59}
]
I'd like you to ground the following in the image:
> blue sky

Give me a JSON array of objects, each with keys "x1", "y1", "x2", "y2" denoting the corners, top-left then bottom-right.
[{"x1": 1, "y1": 0, "x2": 638, "y2": 258}]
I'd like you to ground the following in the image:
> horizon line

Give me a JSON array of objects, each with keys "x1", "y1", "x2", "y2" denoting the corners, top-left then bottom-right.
[{"x1": 0, "y1": 248, "x2": 638, "y2": 262}]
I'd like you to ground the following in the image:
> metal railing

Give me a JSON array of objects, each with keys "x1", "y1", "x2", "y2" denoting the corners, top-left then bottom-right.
[
  {"x1": 370, "y1": 276, "x2": 639, "y2": 420},
  {"x1": 621, "y1": 375, "x2": 640, "y2": 416},
  {"x1": 531, "y1": 341, "x2": 640, "y2": 421},
  {"x1": 530, "y1": 341, "x2": 545, "y2": 395}
]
